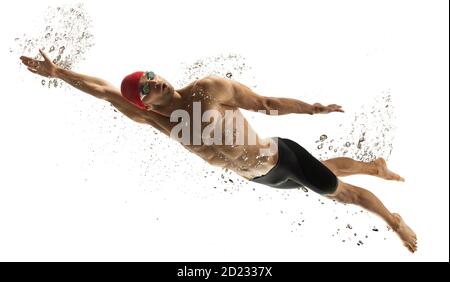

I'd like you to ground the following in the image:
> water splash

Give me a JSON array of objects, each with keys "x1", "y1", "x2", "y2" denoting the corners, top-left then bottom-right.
[
  {"x1": 314, "y1": 92, "x2": 396, "y2": 162},
  {"x1": 12, "y1": 3, "x2": 94, "y2": 88},
  {"x1": 174, "y1": 53, "x2": 256, "y2": 89}
]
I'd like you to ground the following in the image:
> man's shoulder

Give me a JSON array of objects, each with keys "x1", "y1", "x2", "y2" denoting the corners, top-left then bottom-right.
[
  {"x1": 195, "y1": 75, "x2": 231, "y2": 90},
  {"x1": 193, "y1": 75, "x2": 234, "y2": 103}
]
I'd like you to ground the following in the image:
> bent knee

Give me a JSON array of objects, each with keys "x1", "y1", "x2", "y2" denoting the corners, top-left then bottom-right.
[{"x1": 326, "y1": 180, "x2": 359, "y2": 203}]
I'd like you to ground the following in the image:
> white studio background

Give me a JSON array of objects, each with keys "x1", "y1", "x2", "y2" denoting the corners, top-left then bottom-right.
[{"x1": 0, "y1": 0, "x2": 448, "y2": 261}]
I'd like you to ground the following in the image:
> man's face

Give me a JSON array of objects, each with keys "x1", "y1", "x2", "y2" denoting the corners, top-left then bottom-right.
[{"x1": 138, "y1": 71, "x2": 174, "y2": 106}]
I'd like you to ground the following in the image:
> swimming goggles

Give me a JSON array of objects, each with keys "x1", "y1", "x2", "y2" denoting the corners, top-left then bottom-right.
[{"x1": 139, "y1": 71, "x2": 156, "y2": 99}]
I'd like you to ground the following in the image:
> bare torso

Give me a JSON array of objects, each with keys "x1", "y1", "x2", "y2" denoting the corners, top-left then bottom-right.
[{"x1": 144, "y1": 76, "x2": 278, "y2": 180}]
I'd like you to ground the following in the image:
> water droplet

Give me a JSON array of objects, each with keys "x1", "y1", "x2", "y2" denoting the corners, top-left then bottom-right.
[
  {"x1": 357, "y1": 141, "x2": 363, "y2": 149},
  {"x1": 320, "y1": 134, "x2": 328, "y2": 141},
  {"x1": 41, "y1": 80, "x2": 46, "y2": 86},
  {"x1": 346, "y1": 224, "x2": 352, "y2": 229},
  {"x1": 345, "y1": 142, "x2": 351, "y2": 147},
  {"x1": 45, "y1": 33, "x2": 51, "y2": 39},
  {"x1": 226, "y1": 72, "x2": 232, "y2": 78},
  {"x1": 49, "y1": 46, "x2": 55, "y2": 52},
  {"x1": 317, "y1": 144, "x2": 323, "y2": 149},
  {"x1": 59, "y1": 46, "x2": 65, "y2": 53},
  {"x1": 328, "y1": 146, "x2": 333, "y2": 150}
]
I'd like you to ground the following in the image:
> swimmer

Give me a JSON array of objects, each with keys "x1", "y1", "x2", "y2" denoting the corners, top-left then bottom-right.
[{"x1": 20, "y1": 49, "x2": 417, "y2": 253}]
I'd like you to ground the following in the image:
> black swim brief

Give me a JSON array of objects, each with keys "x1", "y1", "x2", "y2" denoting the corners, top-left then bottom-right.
[{"x1": 250, "y1": 137, "x2": 338, "y2": 195}]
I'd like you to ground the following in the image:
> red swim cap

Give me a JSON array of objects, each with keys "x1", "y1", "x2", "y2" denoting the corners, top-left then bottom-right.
[{"x1": 121, "y1": 71, "x2": 147, "y2": 110}]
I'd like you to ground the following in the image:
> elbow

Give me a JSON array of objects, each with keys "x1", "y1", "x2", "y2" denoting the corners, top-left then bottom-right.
[{"x1": 262, "y1": 98, "x2": 277, "y2": 114}]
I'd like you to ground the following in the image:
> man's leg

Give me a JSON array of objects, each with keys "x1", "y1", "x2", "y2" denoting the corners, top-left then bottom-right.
[
  {"x1": 326, "y1": 179, "x2": 417, "y2": 252},
  {"x1": 322, "y1": 157, "x2": 405, "y2": 181}
]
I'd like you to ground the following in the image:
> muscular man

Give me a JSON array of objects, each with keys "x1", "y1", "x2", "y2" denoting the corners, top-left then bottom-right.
[{"x1": 20, "y1": 49, "x2": 417, "y2": 252}]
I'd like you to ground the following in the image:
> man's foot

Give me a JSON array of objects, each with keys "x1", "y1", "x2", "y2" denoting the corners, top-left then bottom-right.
[
  {"x1": 392, "y1": 213, "x2": 417, "y2": 253},
  {"x1": 374, "y1": 158, "x2": 405, "y2": 181}
]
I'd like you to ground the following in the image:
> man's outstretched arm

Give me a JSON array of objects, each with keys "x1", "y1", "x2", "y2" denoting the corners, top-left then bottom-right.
[
  {"x1": 209, "y1": 76, "x2": 344, "y2": 115},
  {"x1": 20, "y1": 49, "x2": 170, "y2": 134}
]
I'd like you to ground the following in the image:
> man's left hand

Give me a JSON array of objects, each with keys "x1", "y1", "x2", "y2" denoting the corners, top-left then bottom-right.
[{"x1": 312, "y1": 103, "x2": 344, "y2": 114}]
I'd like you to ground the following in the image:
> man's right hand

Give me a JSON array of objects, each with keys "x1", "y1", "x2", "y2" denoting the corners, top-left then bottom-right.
[{"x1": 20, "y1": 49, "x2": 58, "y2": 78}]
